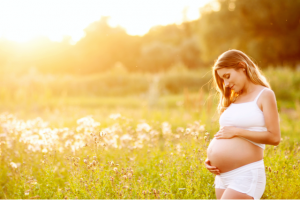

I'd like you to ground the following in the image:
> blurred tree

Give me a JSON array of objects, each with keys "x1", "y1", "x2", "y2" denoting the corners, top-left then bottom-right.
[
  {"x1": 179, "y1": 36, "x2": 201, "y2": 69},
  {"x1": 75, "y1": 16, "x2": 141, "y2": 74},
  {"x1": 138, "y1": 41, "x2": 178, "y2": 72},
  {"x1": 1, "y1": 0, "x2": 300, "y2": 74},
  {"x1": 198, "y1": 0, "x2": 300, "y2": 67}
]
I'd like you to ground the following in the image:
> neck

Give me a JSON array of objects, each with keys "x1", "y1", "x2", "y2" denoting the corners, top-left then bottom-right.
[{"x1": 240, "y1": 81, "x2": 256, "y2": 96}]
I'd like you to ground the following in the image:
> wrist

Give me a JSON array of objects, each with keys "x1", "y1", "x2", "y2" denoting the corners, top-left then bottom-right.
[{"x1": 235, "y1": 128, "x2": 241, "y2": 137}]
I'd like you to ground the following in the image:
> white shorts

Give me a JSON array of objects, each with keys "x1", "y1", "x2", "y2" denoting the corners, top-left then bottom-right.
[{"x1": 214, "y1": 159, "x2": 266, "y2": 200}]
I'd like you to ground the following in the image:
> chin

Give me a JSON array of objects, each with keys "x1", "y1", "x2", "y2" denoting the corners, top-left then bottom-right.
[{"x1": 233, "y1": 88, "x2": 239, "y2": 93}]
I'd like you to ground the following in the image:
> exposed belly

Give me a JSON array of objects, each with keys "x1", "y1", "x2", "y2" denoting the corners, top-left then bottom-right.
[{"x1": 207, "y1": 137, "x2": 263, "y2": 173}]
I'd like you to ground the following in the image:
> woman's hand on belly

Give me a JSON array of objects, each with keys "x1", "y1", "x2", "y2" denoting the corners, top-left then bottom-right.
[
  {"x1": 214, "y1": 126, "x2": 241, "y2": 139},
  {"x1": 204, "y1": 158, "x2": 220, "y2": 175}
]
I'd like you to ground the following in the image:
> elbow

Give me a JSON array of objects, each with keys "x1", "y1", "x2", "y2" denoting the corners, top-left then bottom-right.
[
  {"x1": 272, "y1": 135, "x2": 281, "y2": 146},
  {"x1": 269, "y1": 130, "x2": 281, "y2": 146},
  {"x1": 273, "y1": 139, "x2": 280, "y2": 146}
]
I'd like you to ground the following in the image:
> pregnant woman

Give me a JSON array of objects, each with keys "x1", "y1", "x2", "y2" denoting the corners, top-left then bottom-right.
[{"x1": 205, "y1": 49, "x2": 281, "y2": 199}]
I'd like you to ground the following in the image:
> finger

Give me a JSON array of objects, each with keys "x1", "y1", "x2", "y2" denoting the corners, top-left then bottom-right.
[
  {"x1": 211, "y1": 169, "x2": 220, "y2": 174},
  {"x1": 207, "y1": 166, "x2": 218, "y2": 170},
  {"x1": 210, "y1": 170, "x2": 220, "y2": 175}
]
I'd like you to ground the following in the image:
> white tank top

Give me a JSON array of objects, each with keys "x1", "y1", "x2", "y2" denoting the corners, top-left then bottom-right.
[{"x1": 219, "y1": 87, "x2": 270, "y2": 149}]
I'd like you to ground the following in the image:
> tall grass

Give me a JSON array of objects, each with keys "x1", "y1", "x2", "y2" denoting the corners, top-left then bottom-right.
[
  {"x1": 0, "y1": 109, "x2": 299, "y2": 199},
  {"x1": 0, "y1": 67, "x2": 299, "y2": 198}
]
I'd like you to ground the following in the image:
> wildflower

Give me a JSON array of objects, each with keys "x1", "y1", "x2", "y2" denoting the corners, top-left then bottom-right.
[
  {"x1": 10, "y1": 162, "x2": 18, "y2": 169},
  {"x1": 25, "y1": 190, "x2": 30, "y2": 196},
  {"x1": 123, "y1": 175, "x2": 127, "y2": 180},
  {"x1": 73, "y1": 163, "x2": 78, "y2": 167},
  {"x1": 31, "y1": 181, "x2": 38, "y2": 185},
  {"x1": 160, "y1": 160, "x2": 163, "y2": 164},
  {"x1": 100, "y1": 131, "x2": 106, "y2": 137},
  {"x1": 113, "y1": 167, "x2": 118, "y2": 173},
  {"x1": 76, "y1": 157, "x2": 80, "y2": 162},
  {"x1": 293, "y1": 165, "x2": 296, "y2": 170},
  {"x1": 268, "y1": 167, "x2": 272, "y2": 172},
  {"x1": 176, "y1": 127, "x2": 184, "y2": 133},
  {"x1": 205, "y1": 132, "x2": 209, "y2": 136},
  {"x1": 83, "y1": 159, "x2": 88, "y2": 164},
  {"x1": 142, "y1": 190, "x2": 146, "y2": 195},
  {"x1": 185, "y1": 128, "x2": 191, "y2": 134},
  {"x1": 128, "y1": 173, "x2": 132, "y2": 179},
  {"x1": 110, "y1": 161, "x2": 114, "y2": 166},
  {"x1": 93, "y1": 156, "x2": 97, "y2": 160}
]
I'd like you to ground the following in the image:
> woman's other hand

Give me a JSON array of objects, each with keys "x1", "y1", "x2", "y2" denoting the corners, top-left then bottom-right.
[
  {"x1": 204, "y1": 158, "x2": 220, "y2": 175},
  {"x1": 214, "y1": 126, "x2": 240, "y2": 139}
]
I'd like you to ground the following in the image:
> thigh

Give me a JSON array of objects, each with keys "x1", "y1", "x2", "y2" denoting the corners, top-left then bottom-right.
[
  {"x1": 215, "y1": 188, "x2": 225, "y2": 199},
  {"x1": 221, "y1": 188, "x2": 254, "y2": 199}
]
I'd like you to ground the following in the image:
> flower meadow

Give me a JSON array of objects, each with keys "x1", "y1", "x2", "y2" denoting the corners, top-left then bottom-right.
[{"x1": 1, "y1": 111, "x2": 299, "y2": 199}]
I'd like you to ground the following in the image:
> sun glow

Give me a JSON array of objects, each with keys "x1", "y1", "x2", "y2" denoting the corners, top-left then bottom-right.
[{"x1": 0, "y1": 0, "x2": 211, "y2": 44}]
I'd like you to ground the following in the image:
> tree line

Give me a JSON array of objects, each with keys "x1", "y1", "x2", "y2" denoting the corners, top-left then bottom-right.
[{"x1": 0, "y1": 0, "x2": 299, "y2": 75}]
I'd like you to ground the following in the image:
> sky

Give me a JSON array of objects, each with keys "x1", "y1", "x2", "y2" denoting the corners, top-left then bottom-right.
[{"x1": 0, "y1": 0, "x2": 212, "y2": 44}]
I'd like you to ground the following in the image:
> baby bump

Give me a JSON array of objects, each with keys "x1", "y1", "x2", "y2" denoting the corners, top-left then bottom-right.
[{"x1": 207, "y1": 137, "x2": 263, "y2": 173}]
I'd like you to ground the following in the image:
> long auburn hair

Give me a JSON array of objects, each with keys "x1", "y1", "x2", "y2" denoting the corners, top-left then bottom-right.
[{"x1": 213, "y1": 49, "x2": 271, "y2": 115}]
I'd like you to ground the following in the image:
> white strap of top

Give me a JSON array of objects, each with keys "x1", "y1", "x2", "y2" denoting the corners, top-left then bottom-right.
[{"x1": 254, "y1": 88, "x2": 268, "y2": 103}]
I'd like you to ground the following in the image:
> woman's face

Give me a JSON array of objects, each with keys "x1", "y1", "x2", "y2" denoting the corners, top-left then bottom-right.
[{"x1": 216, "y1": 67, "x2": 246, "y2": 92}]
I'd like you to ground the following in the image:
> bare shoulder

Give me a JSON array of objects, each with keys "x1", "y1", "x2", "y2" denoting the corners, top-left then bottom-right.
[
  {"x1": 262, "y1": 88, "x2": 276, "y2": 101},
  {"x1": 260, "y1": 88, "x2": 277, "y2": 111}
]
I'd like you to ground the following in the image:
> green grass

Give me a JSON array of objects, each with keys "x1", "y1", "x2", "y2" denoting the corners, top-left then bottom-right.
[{"x1": 0, "y1": 91, "x2": 299, "y2": 199}]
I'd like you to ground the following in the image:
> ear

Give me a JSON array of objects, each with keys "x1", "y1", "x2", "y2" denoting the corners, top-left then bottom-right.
[
  {"x1": 238, "y1": 62, "x2": 247, "y2": 68},
  {"x1": 238, "y1": 62, "x2": 246, "y2": 72}
]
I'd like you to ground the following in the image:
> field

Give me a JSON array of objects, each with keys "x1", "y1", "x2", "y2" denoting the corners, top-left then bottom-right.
[{"x1": 0, "y1": 68, "x2": 300, "y2": 199}]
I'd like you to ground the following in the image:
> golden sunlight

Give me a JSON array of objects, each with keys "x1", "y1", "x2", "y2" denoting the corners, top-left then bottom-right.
[{"x1": 0, "y1": 0, "x2": 211, "y2": 44}]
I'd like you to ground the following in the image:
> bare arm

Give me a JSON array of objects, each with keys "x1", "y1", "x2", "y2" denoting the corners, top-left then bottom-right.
[
  {"x1": 214, "y1": 89, "x2": 281, "y2": 145},
  {"x1": 235, "y1": 89, "x2": 281, "y2": 145}
]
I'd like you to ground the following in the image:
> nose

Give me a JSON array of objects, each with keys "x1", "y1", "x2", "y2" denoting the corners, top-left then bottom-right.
[{"x1": 224, "y1": 80, "x2": 229, "y2": 87}]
